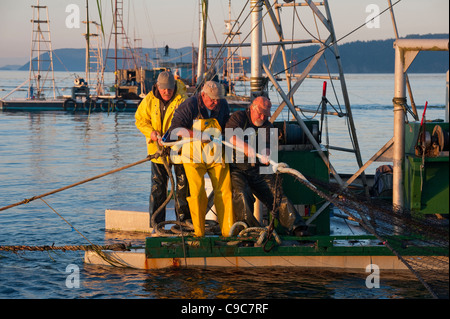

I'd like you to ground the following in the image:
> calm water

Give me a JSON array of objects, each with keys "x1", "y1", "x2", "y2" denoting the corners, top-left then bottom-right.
[{"x1": 0, "y1": 71, "x2": 447, "y2": 300}]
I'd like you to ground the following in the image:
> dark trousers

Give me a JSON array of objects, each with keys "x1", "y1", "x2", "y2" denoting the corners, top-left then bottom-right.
[
  {"x1": 230, "y1": 166, "x2": 274, "y2": 228},
  {"x1": 230, "y1": 165, "x2": 306, "y2": 234},
  {"x1": 150, "y1": 161, "x2": 190, "y2": 227}
]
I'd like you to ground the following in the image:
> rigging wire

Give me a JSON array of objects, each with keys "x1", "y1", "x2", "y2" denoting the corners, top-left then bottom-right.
[
  {"x1": 196, "y1": 0, "x2": 278, "y2": 95},
  {"x1": 274, "y1": 0, "x2": 403, "y2": 77},
  {"x1": 194, "y1": 0, "x2": 251, "y2": 92}
]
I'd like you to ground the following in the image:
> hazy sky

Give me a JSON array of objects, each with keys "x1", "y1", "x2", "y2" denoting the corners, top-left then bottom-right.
[{"x1": 0, "y1": 0, "x2": 448, "y2": 66}]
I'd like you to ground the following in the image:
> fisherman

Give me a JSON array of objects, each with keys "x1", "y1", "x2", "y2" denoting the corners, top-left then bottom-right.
[
  {"x1": 166, "y1": 81, "x2": 234, "y2": 237},
  {"x1": 135, "y1": 71, "x2": 190, "y2": 227},
  {"x1": 225, "y1": 96, "x2": 309, "y2": 236}
]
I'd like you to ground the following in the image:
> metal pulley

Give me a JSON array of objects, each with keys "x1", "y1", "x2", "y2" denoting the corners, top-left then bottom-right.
[
  {"x1": 415, "y1": 124, "x2": 449, "y2": 157},
  {"x1": 281, "y1": 121, "x2": 319, "y2": 145},
  {"x1": 432, "y1": 125, "x2": 449, "y2": 152},
  {"x1": 74, "y1": 78, "x2": 86, "y2": 86}
]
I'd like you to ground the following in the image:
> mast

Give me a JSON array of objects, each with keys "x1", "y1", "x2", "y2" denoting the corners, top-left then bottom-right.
[
  {"x1": 250, "y1": 0, "x2": 264, "y2": 98},
  {"x1": 387, "y1": 0, "x2": 418, "y2": 120},
  {"x1": 83, "y1": 20, "x2": 104, "y2": 96},
  {"x1": 196, "y1": 0, "x2": 208, "y2": 85},
  {"x1": 85, "y1": 0, "x2": 90, "y2": 89},
  {"x1": 28, "y1": 0, "x2": 56, "y2": 99},
  {"x1": 114, "y1": 0, "x2": 118, "y2": 98}
]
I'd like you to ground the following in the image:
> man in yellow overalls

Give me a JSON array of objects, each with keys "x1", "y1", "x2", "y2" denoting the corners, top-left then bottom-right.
[
  {"x1": 166, "y1": 81, "x2": 234, "y2": 237},
  {"x1": 135, "y1": 71, "x2": 190, "y2": 226}
]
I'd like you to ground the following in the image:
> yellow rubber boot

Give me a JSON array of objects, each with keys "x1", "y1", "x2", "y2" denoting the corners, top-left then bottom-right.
[
  {"x1": 183, "y1": 163, "x2": 208, "y2": 237},
  {"x1": 207, "y1": 163, "x2": 234, "y2": 237}
]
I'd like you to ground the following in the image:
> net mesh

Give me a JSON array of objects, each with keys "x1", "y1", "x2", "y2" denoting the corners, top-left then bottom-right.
[{"x1": 303, "y1": 174, "x2": 449, "y2": 299}]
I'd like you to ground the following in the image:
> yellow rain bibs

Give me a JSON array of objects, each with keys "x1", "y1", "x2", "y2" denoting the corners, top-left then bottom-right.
[{"x1": 182, "y1": 118, "x2": 234, "y2": 237}]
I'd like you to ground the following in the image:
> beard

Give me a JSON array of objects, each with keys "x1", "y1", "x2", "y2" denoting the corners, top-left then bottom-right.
[
  {"x1": 161, "y1": 94, "x2": 173, "y2": 101},
  {"x1": 253, "y1": 118, "x2": 265, "y2": 127}
]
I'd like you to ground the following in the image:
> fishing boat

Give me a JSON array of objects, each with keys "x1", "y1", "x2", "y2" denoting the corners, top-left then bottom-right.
[
  {"x1": 83, "y1": 0, "x2": 448, "y2": 298},
  {"x1": 0, "y1": 0, "x2": 445, "y2": 299},
  {"x1": 0, "y1": 1, "x2": 67, "y2": 111}
]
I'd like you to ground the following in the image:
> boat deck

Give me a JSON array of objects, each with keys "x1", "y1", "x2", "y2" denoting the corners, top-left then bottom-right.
[{"x1": 84, "y1": 206, "x2": 445, "y2": 270}]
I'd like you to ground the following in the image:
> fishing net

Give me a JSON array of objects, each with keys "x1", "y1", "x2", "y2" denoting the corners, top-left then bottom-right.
[{"x1": 301, "y1": 174, "x2": 449, "y2": 299}]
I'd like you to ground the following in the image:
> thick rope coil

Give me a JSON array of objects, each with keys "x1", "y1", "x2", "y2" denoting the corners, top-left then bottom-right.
[
  {"x1": 229, "y1": 221, "x2": 249, "y2": 237},
  {"x1": 229, "y1": 221, "x2": 282, "y2": 246},
  {"x1": 238, "y1": 227, "x2": 282, "y2": 246},
  {"x1": 0, "y1": 243, "x2": 130, "y2": 252}
]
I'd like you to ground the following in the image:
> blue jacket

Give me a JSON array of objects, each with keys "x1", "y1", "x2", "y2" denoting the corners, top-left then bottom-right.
[{"x1": 167, "y1": 93, "x2": 230, "y2": 136}]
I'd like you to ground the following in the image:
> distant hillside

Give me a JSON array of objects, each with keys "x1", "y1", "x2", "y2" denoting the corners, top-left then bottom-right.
[
  {"x1": 9, "y1": 33, "x2": 449, "y2": 73},
  {"x1": 264, "y1": 33, "x2": 449, "y2": 74},
  {"x1": 0, "y1": 64, "x2": 22, "y2": 70},
  {"x1": 15, "y1": 46, "x2": 195, "y2": 73}
]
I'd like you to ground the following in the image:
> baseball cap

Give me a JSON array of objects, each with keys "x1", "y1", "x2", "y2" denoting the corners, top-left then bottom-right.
[
  {"x1": 202, "y1": 81, "x2": 224, "y2": 100},
  {"x1": 157, "y1": 71, "x2": 175, "y2": 90}
]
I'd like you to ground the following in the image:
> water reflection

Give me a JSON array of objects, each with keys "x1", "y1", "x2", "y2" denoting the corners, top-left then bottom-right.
[{"x1": 78, "y1": 265, "x2": 432, "y2": 299}]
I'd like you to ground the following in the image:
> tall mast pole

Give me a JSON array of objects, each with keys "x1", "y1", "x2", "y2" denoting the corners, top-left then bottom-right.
[
  {"x1": 36, "y1": 0, "x2": 41, "y2": 98},
  {"x1": 250, "y1": 0, "x2": 264, "y2": 98},
  {"x1": 85, "y1": 0, "x2": 90, "y2": 87},
  {"x1": 114, "y1": 0, "x2": 118, "y2": 98},
  {"x1": 196, "y1": 0, "x2": 208, "y2": 86}
]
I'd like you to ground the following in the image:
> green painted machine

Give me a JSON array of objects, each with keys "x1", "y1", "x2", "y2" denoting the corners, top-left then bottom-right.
[
  {"x1": 274, "y1": 120, "x2": 330, "y2": 236},
  {"x1": 404, "y1": 121, "x2": 449, "y2": 215}
]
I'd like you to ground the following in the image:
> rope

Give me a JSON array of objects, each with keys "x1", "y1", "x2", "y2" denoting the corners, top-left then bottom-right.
[
  {"x1": 0, "y1": 153, "x2": 164, "y2": 268},
  {"x1": 228, "y1": 223, "x2": 282, "y2": 246},
  {"x1": 0, "y1": 155, "x2": 158, "y2": 213},
  {"x1": 0, "y1": 243, "x2": 130, "y2": 252}
]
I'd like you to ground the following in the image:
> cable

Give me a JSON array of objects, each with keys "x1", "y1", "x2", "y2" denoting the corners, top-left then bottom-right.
[{"x1": 273, "y1": 0, "x2": 403, "y2": 77}]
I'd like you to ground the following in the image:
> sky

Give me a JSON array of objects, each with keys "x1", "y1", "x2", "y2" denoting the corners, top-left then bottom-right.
[{"x1": 0, "y1": 0, "x2": 448, "y2": 67}]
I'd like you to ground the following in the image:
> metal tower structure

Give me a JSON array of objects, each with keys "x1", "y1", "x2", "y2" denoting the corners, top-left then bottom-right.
[
  {"x1": 27, "y1": 0, "x2": 56, "y2": 100},
  {"x1": 113, "y1": 0, "x2": 137, "y2": 70},
  {"x1": 251, "y1": 0, "x2": 368, "y2": 194},
  {"x1": 224, "y1": 0, "x2": 247, "y2": 94}
]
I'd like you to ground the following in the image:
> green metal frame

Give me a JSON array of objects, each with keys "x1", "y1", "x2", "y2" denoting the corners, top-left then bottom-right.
[{"x1": 144, "y1": 235, "x2": 447, "y2": 259}]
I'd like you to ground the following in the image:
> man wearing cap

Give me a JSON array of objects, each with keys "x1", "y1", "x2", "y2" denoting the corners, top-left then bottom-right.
[
  {"x1": 135, "y1": 71, "x2": 190, "y2": 227},
  {"x1": 225, "y1": 96, "x2": 309, "y2": 236},
  {"x1": 166, "y1": 81, "x2": 234, "y2": 237}
]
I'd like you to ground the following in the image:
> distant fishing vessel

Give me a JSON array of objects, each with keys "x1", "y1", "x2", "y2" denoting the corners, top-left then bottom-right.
[
  {"x1": 0, "y1": 1, "x2": 66, "y2": 111},
  {"x1": 0, "y1": 0, "x2": 195, "y2": 113}
]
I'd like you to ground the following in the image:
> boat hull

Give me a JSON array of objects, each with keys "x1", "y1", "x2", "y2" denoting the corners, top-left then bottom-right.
[
  {"x1": 0, "y1": 99, "x2": 66, "y2": 111},
  {"x1": 87, "y1": 208, "x2": 448, "y2": 270},
  {"x1": 1, "y1": 98, "x2": 249, "y2": 113},
  {"x1": 0, "y1": 98, "x2": 139, "y2": 112},
  {"x1": 84, "y1": 248, "x2": 431, "y2": 270}
]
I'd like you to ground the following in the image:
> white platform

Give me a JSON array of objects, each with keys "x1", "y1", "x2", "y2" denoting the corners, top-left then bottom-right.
[{"x1": 105, "y1": 209, "x2": 153, "y2": 233}]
